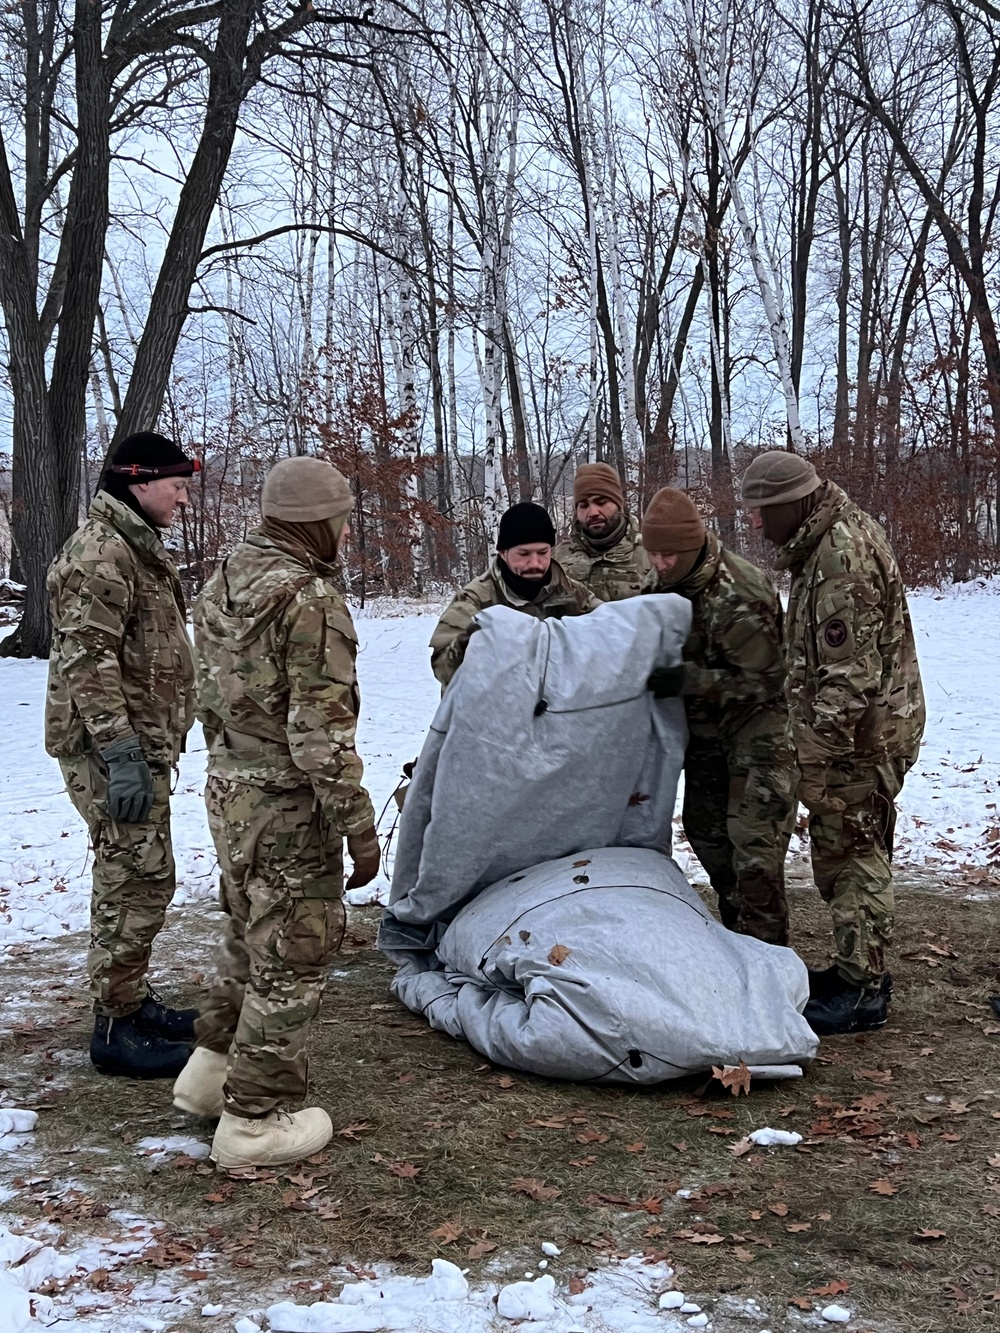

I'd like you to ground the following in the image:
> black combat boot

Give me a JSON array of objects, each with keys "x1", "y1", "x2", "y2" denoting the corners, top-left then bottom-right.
[
  {"x1": 138, "y1": 991, "x2": 198, "y2": 1043},
  {"x1": 90, "y1": 1012, "x2": 191, "y2": 1078},
  {"x1": 803, "y1": 981, "x2": 888, "y2": 1037},
  {"x1": 808, "y1": 964, "x2": 893, "y2": 1002}
]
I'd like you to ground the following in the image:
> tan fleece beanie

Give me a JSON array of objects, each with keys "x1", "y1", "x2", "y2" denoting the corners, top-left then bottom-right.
[
  {"x1": 740, "y1": 450, "x2": 819, "y2": 507},
  {"x1": 574, "y1": 462, "x2": 624, "y2": 510},
  {"x1": 641, "y1": 488, "x2": 706, "y2": 554},
  {"x1": 261, "y1": 456, "x2": 354, "y2": 522}
]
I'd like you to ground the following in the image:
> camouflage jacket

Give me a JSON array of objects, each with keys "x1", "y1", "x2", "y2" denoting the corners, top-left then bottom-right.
[
  {"x1": 45, "y1": 492, "x2": 195, "y2": 764},
  {"x1": 193, "y1": 531, "x2": 375, "y2": 836},
  {"x1": 553, "y1": 516, "x2": 650, "y2": 602},
  {"x1": 775, "y1": 481, "x2": 925, "y2": 772},
  {"x1": 642, "y1": 531, "x2": 789, "y2": 751},
  {"x1": 430, "y1": 557, "x2": 600, "y2": 687}
]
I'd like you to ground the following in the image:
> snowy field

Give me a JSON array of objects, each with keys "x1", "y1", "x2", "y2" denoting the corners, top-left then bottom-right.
[
  {"x1": 1, "y1": 583, "x2": 999, "y2": 1332},
  {"x1": 1, "y1": 580, "x2": 998, "y2": 950}
]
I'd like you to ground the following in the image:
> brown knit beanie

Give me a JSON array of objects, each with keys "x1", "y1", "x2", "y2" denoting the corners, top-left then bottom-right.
[
  {"x1": 574, "y1": 462, "x2": 624, "y2": 510},
  {"x1": 261, "y1": 456, "x2": 354, "y2": 522},
  {"x1": 740, "y1": 450, "x2": 819, "y2": 507},
  {"x1": 641, "y1": 487, "x2": 706, "y2": 554}
]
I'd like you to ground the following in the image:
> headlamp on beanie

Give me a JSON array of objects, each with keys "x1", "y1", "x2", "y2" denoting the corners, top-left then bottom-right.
[{"x1": 105, "y1": 432, "x2": 198, "y2": 480}]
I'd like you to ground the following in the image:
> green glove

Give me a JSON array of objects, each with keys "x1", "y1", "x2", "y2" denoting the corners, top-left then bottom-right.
[
  {"x1": 100, "y1": 734, "x2": 154, "y2": 823},
  {"x1": 647, "y1": 664, "x2": 686, "y2": 699}
]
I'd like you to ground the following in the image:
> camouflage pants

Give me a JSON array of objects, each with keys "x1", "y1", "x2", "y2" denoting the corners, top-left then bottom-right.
[
  {"x1": 195, "y1": 774, "x2": 345, "y2": 1119},
  {"x1": 60, "y1": 754, "x2": 176, "y2": 1017},
  {"x1": 683, "y1": 740, "x2": 797, "y2": 946},
  {"x1": 808, "y1": 759, "x2": 905, "y2": 986}
]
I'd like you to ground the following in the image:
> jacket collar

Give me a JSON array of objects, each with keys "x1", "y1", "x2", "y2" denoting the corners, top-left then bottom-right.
[
  {"x1": 89, "y1": 491, "x2": 172, "y2": 567},
  {"x1": 774, "y1": 480, "x2": 850, "y2": 571},
  {"x1": 489, "y1": 556, "x2": 572, "y2": 608}
]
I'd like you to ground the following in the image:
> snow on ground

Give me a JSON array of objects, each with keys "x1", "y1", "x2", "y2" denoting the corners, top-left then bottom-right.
[{"x1": 2, "y1": 580, "x2": 998, "y2": 950}]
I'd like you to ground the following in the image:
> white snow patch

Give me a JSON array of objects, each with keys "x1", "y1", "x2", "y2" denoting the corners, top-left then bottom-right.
[
  {"x1": 0, "y1": 1109, "x2": 37, "y2": 1156},
  {"x1": 135, "y1": 1135, "x2": 211, "y2": 1161},
  {"x1": 748, "y1": 1127, "x2": 803, "y2": 1147},
  {"x1": 496, "y1": 1273, "x2": 558, "y2": 1320}
]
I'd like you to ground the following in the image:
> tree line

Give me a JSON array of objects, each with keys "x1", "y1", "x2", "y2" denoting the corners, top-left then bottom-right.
[{"x1": 2, "y1": 0, "x2": 1000, "y2": 656}]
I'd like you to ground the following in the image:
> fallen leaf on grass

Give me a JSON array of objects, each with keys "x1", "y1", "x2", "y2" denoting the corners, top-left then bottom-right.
[
  {"x1": 988, "y1": 1155, "x2": 1000, "y2": 1167},
  {"x1": 548, "y1": 945, "x2": 572, "y2": 966},
  {"x1": 336, "y1": 1122, "x2": 372, "y2": 1140},
  {"x1": 568, "y1": 1155, "x2": 597, "y2": 1168},
  {"x1": 733, "y1": 1247, "x2": 755, "y2": 1263},
  {"x1": 914, "y1": 1229, "x2": 946, "y2": 1241},
  {"x1": 625, "y1": 1142, "x2": 646, "y2": 1153},
  {"x1": 788, "y1": 1296, "x2": 813, "y2": 1310},
  {"x1": 810, "y1": 1280, "x2": 849, "y2": 1297},
  {"x1": 574, "y1": 1130, "x2": 609, "y2": 1144},
  {"x1": 467, "y1": 1240, "x2": 497, "y2": 1260},
  {"x1": 939, "y1": 1133, "x2": 963, "y2": 1143},
  {"x1": 389, "y1": 1161, "x2": 421, "y2": 1179},
  {"x1": 868, "y1": 1179, "x2": 897, "y2": 1196},
  {"x1": 672, "y1": 1228, "x2": 724, "y2": 1245},
  {"x1": 496, "y1": 1075, "x2": 514, "y2": 1089},
  {"x1": 510, "y1": 1176, "x2": 561, "y2": 1201},
  {"x1": 730, "y1": 1136, "x2": 753, "y2": 1157},
  {"x1": 431, "y1": 1222, "x2": 463, "y2": 1244},
  {"x1": 711, "y1": 1061, "x2": 751, "y2": 1096},
  {"x1": 768, "y1": 1202, "x2": 789, "y2": 1217},
  {"x1": 786, "y1": 1222, "x2": 811, "y2": 1233}
]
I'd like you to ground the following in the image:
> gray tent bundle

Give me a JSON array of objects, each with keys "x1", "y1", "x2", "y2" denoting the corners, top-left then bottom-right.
[{"x1": 378, "y1": 596, "x2": 818, "y2": 1083}]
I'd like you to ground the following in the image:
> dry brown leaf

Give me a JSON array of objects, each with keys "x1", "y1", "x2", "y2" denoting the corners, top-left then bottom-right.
[
  {"x1": 568, "y1": 1155, "x2": 597, "y2": 1168},
  {"x1": 389, "y1": 1161, "x2": 421, "y2": 1179},
  {"x1": 572, "y1": 859, "x2": 592, "y2": 868},
  {"x1": 730, "y1": 1136, "x2": 753, "y2": 1157},
  {"x1": 788, "y1": 1296, "x2": 813, "y2": 1310},
  {"x1": 430, "y1": 1222, "x2": 463, "y2": 1244},
  {"x1": 711, "y1": 1061, "x2": 752, "y2": 1096},
  {"x1": 336, "y1": 1121, "x2": 371, "y2": 1140},
  {"x1": 467, "y1": 1240, "x2": 498, "y2": 1260},
  {"x1": 497, "y1": 1075, "x2": 514, "y2": 1089},
  {"x1": 868, "y1": 1179, "x2": 897, "y2": 1196},
  {"x1": 914, "y1": 1228, "x2": 946, "y2": 1241},
  {"x1": 625, "y1": 1142, "x2": 647, "y2": 1153},
  {"x1": 510, "y1": 1176, "x2": 561, "y2": 1201},
  {"x1": 574, "y1": 1130, "x2": 609, "y2": 1144},
  {"x1": 733, "y1": 1247, "x2": 755, "y2": 1263},
  {"x1": 768, "y1": 1202, "x2": 789, "y2": 1217},
  {"x1": 548, "y1": 944, "x2": 572, "y2": 966},
  {"x1": 810, "y1": 1280, "x2": 849, "y2": 1297},
  {"x1": 568, "y1": 1275, "x2": 589, "y2": 1294},
  {"x1": 786, "y1": 1222, "x2": 811, "y2": 1233},
  {"x1": 988, "y1": 1155, "x2": 1000, "y2": 1168}
]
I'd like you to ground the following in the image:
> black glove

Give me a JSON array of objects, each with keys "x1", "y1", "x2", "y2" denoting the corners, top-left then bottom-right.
[
  {"x1": 100, "y1": 734, "x2": 154, "y2": 823},
  {"x1": 647, "y1": 665, "x2": 686, "y2": 699}
]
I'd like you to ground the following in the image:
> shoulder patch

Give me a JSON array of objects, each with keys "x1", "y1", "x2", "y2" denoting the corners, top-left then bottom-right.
[{"x1": 824, "y1": 617, "x2": 848, "y2": 648}]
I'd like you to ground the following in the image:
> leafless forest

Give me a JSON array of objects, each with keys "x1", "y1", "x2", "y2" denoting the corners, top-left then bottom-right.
[{"x1": 2, "y1": 0, "x2": 1000, "y2": 654}]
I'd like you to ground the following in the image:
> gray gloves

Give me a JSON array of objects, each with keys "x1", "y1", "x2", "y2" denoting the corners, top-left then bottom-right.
[{"x1": 99, "y1": 734, "x2": 154, "y2": 823}]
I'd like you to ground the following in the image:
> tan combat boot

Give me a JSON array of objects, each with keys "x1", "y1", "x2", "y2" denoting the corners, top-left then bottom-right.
[
  {"x1": 210, "y1": 1107, "x2": 333, "y2": 1169},
  {"x1": 172, "y1": 1047, "x2": 229, "y2": 1118}
]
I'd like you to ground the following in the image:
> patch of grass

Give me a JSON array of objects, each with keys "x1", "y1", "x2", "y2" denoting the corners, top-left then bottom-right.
[{"x1": 1, "y1": 877, "x2": 1000, "y2": 1330}]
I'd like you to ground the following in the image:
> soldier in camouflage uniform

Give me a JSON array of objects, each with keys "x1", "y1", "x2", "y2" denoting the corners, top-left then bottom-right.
[
  {"x1": 46, "y1": 432, "x2": 199, "y2": 1079},
  {"x1": 430, "y1": 501, "x2": 599, "y2": 688},
  {"x1": 640, "y1": 488, "x2": 795, "y2": 946},
  {"x1": 553, "y1": 462, "x2": 650, "y2": 601},
  {"x1": 742, "y1": 451, "x2": 925, "y2": 1035},
  {"x1": 174, "y1": 456, "x2": 378, "y2": 1169}
]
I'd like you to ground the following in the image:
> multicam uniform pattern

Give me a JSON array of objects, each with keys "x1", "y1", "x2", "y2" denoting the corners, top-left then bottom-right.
[
  {"x1": 644, "y1": 531, "x2": 795, "y2": 945},
  {"x1": 45, "y1": 492, "x2": 194, "y2": 1016},
  {"x1": 429, "y1": 557, "x2": 600, "y2": 687},
  {"x1": 776, "y1": 481, "x2": 925, "y2": 985},
  {"x1": 553, "y1": 516, "x2": 650, "y2": 602},
  {"x1": 193, "y1": 531, "x2": 374, "y2": 1117}
]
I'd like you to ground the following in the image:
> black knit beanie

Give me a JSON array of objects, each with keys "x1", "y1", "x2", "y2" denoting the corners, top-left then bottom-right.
[
  {"x1": 99, "y1": 432, "x2": 196, "y2": 527},
  {"x1": 496, "y1": 502, "x2": 556, "y2": 550}
]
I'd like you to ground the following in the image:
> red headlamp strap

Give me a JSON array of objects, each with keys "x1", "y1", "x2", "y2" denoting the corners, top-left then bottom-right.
[{"x1": 108, "y1": 458, "x2": 200, "y2": 478}]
